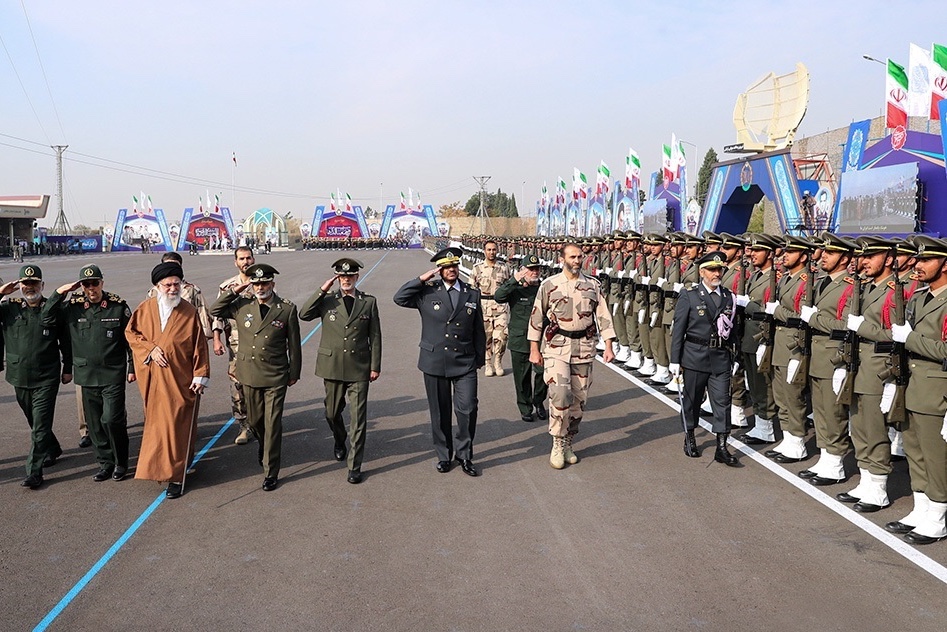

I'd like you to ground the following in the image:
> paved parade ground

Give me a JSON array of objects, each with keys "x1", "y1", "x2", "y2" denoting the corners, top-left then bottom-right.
[{"x1": 3, "y1": 249, "x2": 947, "y2": 631}]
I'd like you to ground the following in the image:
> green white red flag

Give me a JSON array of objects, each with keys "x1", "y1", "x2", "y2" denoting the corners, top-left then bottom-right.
[
  {"x1": 662, "y1": 144, "x2": 674, "y2": 183},
  {"x1": 886, "y1": 58, "x2": 909, "y2": 129},
  {"x1": 625, "y1": 148, "x2": 640, "y2": 188},
  {"x1": 931, "y1": 43, "x2": 947, "y2": 120},
  {"x1": 573, "y1": 168, "x2": 587, "y2": 200},
  {"x1": 596, "y1": 161, "x2": 610, "y2": 196},
  {"x1": 345, "y1": 193, "x2": 353, "y2": 212}
]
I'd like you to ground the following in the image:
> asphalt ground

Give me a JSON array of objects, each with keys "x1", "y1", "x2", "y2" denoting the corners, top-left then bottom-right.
[{"x1": 2, "y1": 249, "x2": 947, "y2": 632}]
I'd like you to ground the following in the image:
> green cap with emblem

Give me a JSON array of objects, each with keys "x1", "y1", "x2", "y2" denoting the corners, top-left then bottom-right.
[
  {"x1": 19, "y1": 265, "x2": 43, "y2": 282},
  {"x1": 245, "y1": 263, "x2": 279, "y2": 282},
  {"x1": 331, "y1": 258, "x2": 363, "y2": 276},
  {"x1": 912, "y1": 235, "x2": 947, "y2": 259},
  {"x1": 79, "y1": 264, "x2": 103, "y2": 281},
  {"x1": 522, "y1": 253, "x2": 542, "y2": 267}
]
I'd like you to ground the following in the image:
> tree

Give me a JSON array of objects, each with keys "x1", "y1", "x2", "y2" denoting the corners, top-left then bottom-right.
[
  {"x1": 438, "y1": 202, "x2": 467, "y2": 218},
  {"x1": 747, "y1": 201, "x2": 766, "y2": 233},
  {"x1": 695, "y1": 148, "x2": 719, "y2": 207},
  {"x1": 72, "y1": 224, "x2": 92, "y2": 235},
  {"x1": 463, "y1": 188, "x2": 520, "y2": 218}
]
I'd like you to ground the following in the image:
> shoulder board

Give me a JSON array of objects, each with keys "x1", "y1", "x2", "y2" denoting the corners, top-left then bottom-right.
[
  {"x1": 107, "y1": 292, "x2": 126, "y2": 303},
  {"x1": 70, "y1": 295, "x2": 86, "y2": 304},
  {"x1": 887, "y1": 281, "x2": 896, "y2": 290},
  {"x1": 280, "y1": 298, "x2": 294, "y2": 306},
  {"x1": 424, "y1": 280, "x2": 438, "y2": 287},
  {"x1": 910, "y1": 272, "x2": 919, "y2": 280},
  {"x1": 8, "y1": 297, "x2": 24, "y2": 304},
  {"x1": 843, "y1": 277, "x2": 854, "y2": 285},
  {"x1": 800, "y1": 273, "x2": 808, "y2": 282}
]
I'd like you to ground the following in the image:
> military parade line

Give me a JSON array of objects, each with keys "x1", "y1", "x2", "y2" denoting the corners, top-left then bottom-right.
[{"x1": 4, "y1": 230, "x2": 947, "y2": 551}]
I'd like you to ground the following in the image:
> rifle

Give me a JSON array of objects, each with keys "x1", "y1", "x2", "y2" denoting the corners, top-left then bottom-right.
[
  {"x1": 835, "y1": 274, "x2": 863, "y2": 406},
  {"x1": 789, "y1": 259, "x2": 816, "y2": 386},
  {"x1": 638, "y1": 253, "x2": 651, "y2": 323},
  {"x1": 755, "y1": 266, "x2": 778, "y2": 373},
  {"x1": 879, "y1": 261, "x2": 909, "y2": 424},
  {"x1": 735, "y1": 256, "x2": 748, "y2": 339}
]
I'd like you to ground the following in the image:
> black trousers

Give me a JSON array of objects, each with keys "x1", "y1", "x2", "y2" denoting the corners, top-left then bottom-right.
[
  {"x1": 510, "y1": 350, "x2": 548, "y2": 416},
  {"x1": 81, "y1": 383, "x2": 129, "y2": 470},
  {"x1": 423, "y1": 370, "x2": 478, "y2": 461},
  {"x1": 681, "y1": 369, "x2": 731, "y2": 434}
]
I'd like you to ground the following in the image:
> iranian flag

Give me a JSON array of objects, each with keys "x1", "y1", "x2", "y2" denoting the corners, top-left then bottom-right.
[
  {"x1": 662, "y1": 144, "x2": 674, "y2": 183},
  {"x1": 886, "y1": 58, "x2": 909, "y2": 129},
  {"x1": 557, "y1": 176, "x2": 566, "y2": 203},
  {"x1": 345, "y1": 193, "x2": 353, "y2": 212},
  {"x1": 626, "y1": 148, "x2": 640, "y2": 188},
  {"x1": 416, "y1": 191, "x2": 423, "y2": 211},
  {"x1": 573, "y1": 168, "x2": 587, "y2": 200},
  {"x1": 399, "y1": 191, "x2": 406, "y2": 211},
  {"x1": 213, "y1": 194, "x2": 219, "y2": 214},
  {"x1": 541, "y1": 182, "x2": 548, "y2": 207},
  {"x1": 596, "y1": 161, "x2": 610, "y2": 196},
  {"x1": 932, "y1": 43, "x2": 947, "y2": 120},
  {"x1": 330, "y1": 193, "x2": 337, "y2": 212}
]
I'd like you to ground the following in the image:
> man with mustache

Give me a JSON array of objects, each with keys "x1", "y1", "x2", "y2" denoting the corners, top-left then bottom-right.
[{"x1": 0, "y1": 265, "x2": 73, "y2": 489}]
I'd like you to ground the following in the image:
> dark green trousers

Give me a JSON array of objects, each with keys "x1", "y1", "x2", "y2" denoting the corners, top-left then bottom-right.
[
  {"x1": 81, "y1": 383, "x2": 129, "y2": 470},
  {"x1": 245, "y1": 384, "x2": 287, "y2": 479},
  {"x1": 16, "y1": 384, "x2": 62, "y2": 476},
  {"x1": 510, "y1": 351, "x2": 548, "y2": 416},
  {"x1": 324, "y1": 379, "x2": 369, "y2": 472}
]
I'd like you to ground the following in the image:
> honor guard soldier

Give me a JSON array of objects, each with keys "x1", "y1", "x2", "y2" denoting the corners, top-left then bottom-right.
[
  {"x1": 495, "y1": 253, "x2": 549, "y2": 422},
  {"x1": 643, "y1": 233, "x2": 671, "y2": 384},
  {"x1": 45, "y1": 264, "x2": 135, "y2": 482},
  {"x1": 837, "y1": 236, "x2": 898, "y2": 512},
  {"x1": 604, "y1": 232, "x2": 630, "y2": 363},
  {"x1": 469, "y1": 240, "x2": 511, "y2": 377},
  {"x1": 796, "y1": 233, "x2": 858, "y2": 485},
  {"x1": 889, "y1": 235, "x2": 947, "y2": 543},
  {"x1": 210, "y1": 263, "x2": 302, "y2": 491},
  {"x1": 719, "y1": 233, "x2": 750, "y2": 428},
  {"x1": 0, "y1": 266, "x2": 72, "y2": 489},
  {"x1": 528, "y1": 242, "x2": 615, "y2": 469},
  {"x1": 394, "y1": 247, "x2": 486, "y2": 476},
  {"x1": 669, "y1": 252, "x2": 739, "y2": 466},
  {"x1": 299, "y1": 258, "x2": 382, "y2": 484},
  {"x1": 620, "y1": 231, "x2": 645, "y2": 370}
]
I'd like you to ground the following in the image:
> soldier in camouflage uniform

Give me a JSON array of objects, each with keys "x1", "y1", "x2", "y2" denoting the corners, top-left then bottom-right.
[
  {"x1": 469, "y1": 240, "x2": 511, "y2": 377},
  {"x1": 528, "y1": 242, "x2": 615, "y2": 469}
]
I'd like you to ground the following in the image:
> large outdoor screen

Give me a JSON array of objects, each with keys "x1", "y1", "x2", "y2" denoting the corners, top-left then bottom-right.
[{"x1": 837, "y1": 162, "x2": 919, "y2": 234}]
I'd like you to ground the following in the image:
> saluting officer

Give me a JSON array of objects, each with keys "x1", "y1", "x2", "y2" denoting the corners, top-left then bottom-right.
[
  {"x1": 669, "y1": 252, "x2": 739, "y2": 466},
  {"x1": 210, "y1": 263, "x2": 302, "y2": 492},
  {"x1": 0, "y1": 265, "x2": 72, "y2": 489},
  {"x1": 495, "y1": 253, "x2": 548, "y2": 422},
  {"x1": 299, "y1": 258, "x2": 382, "y2": 484},
  {"x1": 470, "y1": 240, "x2": 511, "y2": 377},
  {"x1": 394, "y1": 247, "x2": 486, "y2": 476},
  {"x1": 45, "y1": 264, "x2": 135, "y2": 482}
]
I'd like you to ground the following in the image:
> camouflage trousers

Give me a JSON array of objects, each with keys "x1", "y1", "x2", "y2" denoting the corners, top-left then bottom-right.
[
  {"x1": 483, "y1": 308, "x2": 509, "y2": 363},
  {"x1": 228, "y1": 357, "x2": 249, "y2": 429},
  {"x1": 543, "y1": 358, "x2": 593, "y2": 437}
]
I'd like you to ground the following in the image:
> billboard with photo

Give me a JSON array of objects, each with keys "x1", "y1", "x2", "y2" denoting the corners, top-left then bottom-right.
[
  {"x1": 837, "y1": 162, "x2": 919, "y2": 234},
  {"x1": 641, "y1": 199, "x2": 669, "y2": 234}
]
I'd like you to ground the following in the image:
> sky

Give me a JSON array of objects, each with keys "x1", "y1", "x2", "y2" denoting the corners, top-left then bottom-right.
[{"x1": 0, "y1": 0, "x2": 944, "y2": 229}]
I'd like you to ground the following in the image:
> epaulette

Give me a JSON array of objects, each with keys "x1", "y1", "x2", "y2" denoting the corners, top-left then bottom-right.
[
  {"x1": 70, "y1": 294, "x2": 86, "y2": 304},
  {"x1": 843, "y1": 277, "x2": 855, "y2": 285},
  {"x1": 800, "y1": 273, "x2": 808, "y2": 282},
  {"x1": 8, "y1": 297, "x2": 24, "y2": 304},
  {"x1": 424, "y1": 280, "x2": 438, "y2": 287},
  {"x1": 887, "y1": 280, "x2": 896, "y2": 290},
  {"x1": 107, "y1": 292, "x2": 126, "y2": 304},
  {"x1": 280, "y1": 298, "x2": 294, "y2": 306}
]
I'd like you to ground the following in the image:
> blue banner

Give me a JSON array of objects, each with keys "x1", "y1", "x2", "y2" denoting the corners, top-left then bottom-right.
[
  {"x1": 843, "y1": 119, "x2": 872, "y2": 173},
  {"x1": 940, "y1": 100, "x2": 947, "y2": 180}
]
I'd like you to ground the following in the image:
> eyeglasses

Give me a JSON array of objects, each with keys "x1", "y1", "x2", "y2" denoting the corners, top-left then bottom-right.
[{"x1": 81, "y1": 280, "x2": 101, "y2": 287}]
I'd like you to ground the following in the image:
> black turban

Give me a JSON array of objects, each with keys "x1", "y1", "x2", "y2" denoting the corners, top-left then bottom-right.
[{"x1": 151, "y1": 262, "x2": 184, "y2": 286}]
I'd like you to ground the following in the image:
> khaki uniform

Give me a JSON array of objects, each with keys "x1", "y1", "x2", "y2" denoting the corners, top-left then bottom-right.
[
  {"x1": 606, "y1": 250, "x2": 627, "y2": 347},
  {"x1": 470, "y1": 261, "x2": 511, "y2": 370},
  {"x1": 648, "y1": 254, "x2": 668, "y2": 366},
  {"x1": 722, "y1": 262, "x2": 749, "y2": 410},
  {"x1": 527, "y1": 272, "x2": 615, "y2": 437},
  {"x1": 770, "y1": 270, "x2": 809, "y2": 440},
  {"x1": 742, "y1": 268, "x2": 778, "y2": 423},
  {"x1": 213, "y1": 274, "x2": 255, "y2": 427}
]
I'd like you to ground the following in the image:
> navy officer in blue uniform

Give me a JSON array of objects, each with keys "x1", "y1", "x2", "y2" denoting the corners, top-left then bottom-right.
[
  {"x1": 394, "y1": 247, "x2": 486, "y2": 476},
  {"x1": 669, "y1": 251, "x2": 740, "y2": 466}
]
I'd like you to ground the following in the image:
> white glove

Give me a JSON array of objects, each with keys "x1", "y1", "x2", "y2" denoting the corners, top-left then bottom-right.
[
  {"x1": 673, "y1": 282, "x2": 684, "y2": 293},
  {"x1": 891, "y1": 322, "x2": 912, "y2": 343},
  {"x1": 656, "y1": 277, "x2": 666, "y2": 289},
  {"x1": 669, "y1": 363, "x2": 681, "y2": 377},
  {"x1": 624, "y1": 299, "x2": 631, "y2": 313},
  {"x1": 765, "y1": 301, "x2": 779, "y2": 315},
  {"x1": 800, "y1": 305, "x2": 818, "y2": 324},
  {"x1": 649, "y1": 312, "x2": 658, "y2": 327},
  {"x1": 628, "y1": 270, "x2": 638, "y2": 280},
  {"x1": 637, "y1": 309, "x2": 646, "y2": 324},
  {"x1": 832, "y1": 367, "x2": 846, "y2": 395},
  {"x1": 755, "y1": 344, "x2": 767, "y2": 366},
  {"x1": 787, "y1": 358, "x2": 800, "y2": 383},
  {"x1": 941, "y1": 411, "x2": 947, "y2": 443},
  {"x1": 847, "y1": 314, "x2": 865, "y2": 333},
  {"x1": 604, "y1": 267, "x2": 613, "y2": 275},
  {"x1": 880, "y1": 382, "x2": 896, "y2": 414},
  {"x1": 617, "y1": 270, "x2": 625, "y2": 279},
  {"x1": 735, "y1": 294, "x2": 750, "y2": 307},
  {"x1": 612, "y1": 302, "x2": 618, "y2": 316},
  {"x1": 640, "y1": 276, "x2": 651, "y2": 285}
]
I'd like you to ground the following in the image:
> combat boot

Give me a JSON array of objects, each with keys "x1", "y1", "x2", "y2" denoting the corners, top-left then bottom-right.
[
  {"x1": 235, "y1": 427, "x2": 251, "y2": 445},
  {"x1": 684, "y1": 430, "x2": 700, "y2": 458},
  {"x1": 563, "y1": 435, "x2": 580, "y2": 464},
  {"x1": 550, "y1": 436, "x2": 566, "y2": 469},
  {"x1": 494, "y1": 354, "x2": 505, "y2": 377},
  {"x1": 714, "y1": 433, "x2": 739, "y2": 467}
]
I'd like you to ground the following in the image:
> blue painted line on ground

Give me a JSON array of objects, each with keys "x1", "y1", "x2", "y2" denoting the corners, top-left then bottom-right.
[{"x1": 34, "y1": 250, "x2": 389, "y2": 631}]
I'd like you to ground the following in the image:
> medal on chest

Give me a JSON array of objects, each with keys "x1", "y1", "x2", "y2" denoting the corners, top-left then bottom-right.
[
  {"x1": 244, "y1": 313, "x2": 253, "y2": 328},
  {"x1": 433, "y1": 300, "x2": 441, "y2": 311}
]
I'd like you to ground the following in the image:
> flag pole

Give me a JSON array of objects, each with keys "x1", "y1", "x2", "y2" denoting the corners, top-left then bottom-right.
[{"x1": 231, "y1": 152, "x2": 236, "y2": 227}]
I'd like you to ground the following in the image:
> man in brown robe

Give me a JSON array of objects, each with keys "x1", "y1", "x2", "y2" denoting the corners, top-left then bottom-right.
[{"x1": 126, "y1": 262, "x2": 210, "y2": 499}]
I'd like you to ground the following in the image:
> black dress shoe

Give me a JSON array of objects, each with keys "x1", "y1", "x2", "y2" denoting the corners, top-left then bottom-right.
[
  {"x1": 165, "y1": 482, "x2": 183, "y2": 499},
  {"x1": 262, "y1": 477, "x2": 278, "y2": 491},
  {"x1": 810, "y1": 476, "x2": 846, "y2": 487},
  {"x1": 884, "y1": 520, "x2": 916, "y2": 534},
  {"x1": 92, "y1": 467, "x2": 114, "y2": 482},
  {"x1": 535, "y1": 407, "x2": 548, "y2": 420},
  {"x1": 853, "y1": 501, "x2": 888, "y2": 513},
  {"x1": 435, "y1": 460, "x2": 452, "y2": 473},
  {"x1": 334, "y1": 443, "x2": 347, "y2": 462},
  {"x1": 773, "y1": 453, "x2": 805, "y2": 464},
  {"x1": 521, "y1": 413, "x2": 534, "y2": 422},
  {"x1": 21, "y1": 474, "x2": 43, "y2": 490},
  {"x1": 798, "y1": 469, "x2": 818, "y2": 479},
  {"x1": 836, "y1": 492, "x2": 860, "y2": 503},
  {"x1": 763, "y1": 449, "x2": 781, "y2": 459},
  {"x1": 904, "y1": 531, "x2": 947, "y2": 545},
  {"x1": 740, "y1": 435, "x2": 773, "y2": 445},
  {"x1": 79, "y1": 436, "x2": 92, "y2": 448},
  {"x1": 111, "y1": 467, "x2": 128, "y2": 481},
  {"x1": 457, "y1": 459, "x2": 479, "y2": 477},
  {"x1": 347, "y1": 470, "x2": 362, "y2": 484},
  {"x1": 43, "y1": 447, "x2": 64, "y2": 468}
]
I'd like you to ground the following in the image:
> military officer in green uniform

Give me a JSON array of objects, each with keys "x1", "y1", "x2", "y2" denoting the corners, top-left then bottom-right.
[
  {"x1": 44, "y1": 264, "x2": 135, "y2": 482},
  {"x1": 210, "y1": 263, "x2": 302, "y2": 491},
  {"x1": 299, "y1": 258, "x2": 382, "y2": 484},
  {"x1": 495, "y1": 253, "x2": 549, "y2": 422},
  {"x1": 0, "y1": 265, "x2": 73, "y2": 489}
]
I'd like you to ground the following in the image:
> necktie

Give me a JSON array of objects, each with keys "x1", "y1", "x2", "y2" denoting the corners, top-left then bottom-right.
[
  {"x1": 447, "y1": 287, "x2": 456, "y2": 310},
  {"x1": 710, "y1": 291, "x2": 721, "y2": 309},
  {"x1": 343, "y1": 294, "x2": 355, "y2": 314},
  {"x1": 259, "y1": 303, "x2": 269, "y2": 318},
  {"x1": 924, "y1": 291, "x2": 934, "y2": 306}
]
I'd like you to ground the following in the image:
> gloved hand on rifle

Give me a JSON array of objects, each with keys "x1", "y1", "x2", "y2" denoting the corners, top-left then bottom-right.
[
  {"x1": 891, "y1": 322, "x2": 912, "y2": 343},
  {"x1": 656, "y1": 277, "x2": 666, "y2": 289},
  {"x1": 765, "y1": 301, "x2": 779, "y2": 315},
  {"x1": 800, "y1": 305, "x2": 818, "y2": 324},
  {"x1": 942, "y1": 411, "x2": 947, "y2": 442},
  {"x1": 847, "y1": 314, "x2": 865, "y2": 333},
  {"x1": 673, "y1": 282, "x2": 684, "y2": 294},
  {"x1": 640, "y1": 276, "x2": 650, "y2": 285},
  {"x1": 735, "y1": 294, "x2": 750, "y2": 307}
]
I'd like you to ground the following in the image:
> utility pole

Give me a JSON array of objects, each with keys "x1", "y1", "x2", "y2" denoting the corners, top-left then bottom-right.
[
  {"x1": 473, "y1": 175, "x2": 491, "y2": 235},
  {"x1": 50, "y1": 145, "x2": 71, "y2": 235}
]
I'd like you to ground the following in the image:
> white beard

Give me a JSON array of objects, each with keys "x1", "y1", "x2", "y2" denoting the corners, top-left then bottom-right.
[
  {"x1": 157, "y1": 292, "x2": 182, "y2": 310},
  {"x1": 254, "y1": 289, "x2": 274, "y2": 301}
]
